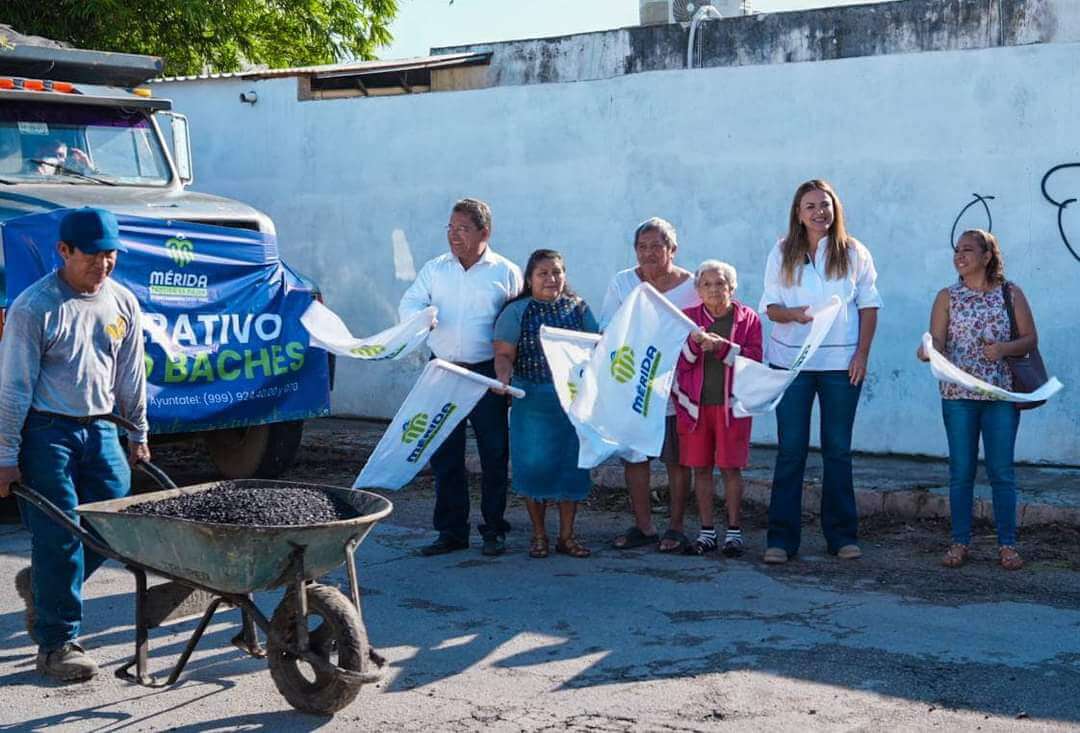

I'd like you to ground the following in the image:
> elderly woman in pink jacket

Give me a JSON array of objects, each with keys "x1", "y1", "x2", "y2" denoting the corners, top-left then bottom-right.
[{"x1": 672, "y1": 260, "x2": 763, "y2": 557}]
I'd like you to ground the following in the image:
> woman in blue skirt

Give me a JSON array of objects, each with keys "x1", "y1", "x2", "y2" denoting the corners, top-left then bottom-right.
[{"x1": 494, "y1": 249, "x2": 599, "y2": 558}]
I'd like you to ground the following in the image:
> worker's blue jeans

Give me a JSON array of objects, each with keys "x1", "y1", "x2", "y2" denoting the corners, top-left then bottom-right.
[
  {"x1": 17, "y1": 414, "x2": 130, "y2": 652},
  {"x1": 941, "y1": 398, "x2": 1020, "y2": 546}
]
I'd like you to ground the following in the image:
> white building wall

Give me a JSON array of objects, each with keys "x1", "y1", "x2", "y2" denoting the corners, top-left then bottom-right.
[{"x1": 155, "y1": 40, "x2": 1080, "y2": 464}]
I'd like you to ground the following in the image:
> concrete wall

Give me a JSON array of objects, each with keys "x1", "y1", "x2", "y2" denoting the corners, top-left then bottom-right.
[
  {"x1": 436, "y1": 0, "x2": 1080, "y2": 87},
  {"x1": 154, "y1": 38, "x2": 1080, "y2": 464}
]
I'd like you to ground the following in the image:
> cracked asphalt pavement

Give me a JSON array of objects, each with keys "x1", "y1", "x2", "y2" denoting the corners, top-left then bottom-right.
[{"x1": 2, "y1": 418, "x2": 1079, "y2": 731}]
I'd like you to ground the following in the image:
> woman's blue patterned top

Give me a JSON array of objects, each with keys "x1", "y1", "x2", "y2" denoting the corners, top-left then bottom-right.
[{"x1": 493, "y1": 295, "x2": 599, "y2": 383}]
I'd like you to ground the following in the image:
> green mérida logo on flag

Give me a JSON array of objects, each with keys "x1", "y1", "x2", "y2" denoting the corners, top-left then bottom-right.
[
  {"x1": 350, "y1": 343, "x2": 408, "y2": 360},
  {"x1": 165, "y1": 236, "x2": 194, "y2": 267},
  {"x1": 610, "y1": 346, "x2": 635, "y2": 383},
  {"x1": 610, "y1": 344, "x2": 662, "y2": 416},
  {"x1": 632, "y1": 346, "x2": 662, "y2": 416},
  {"x1": 401, "y1": 413, "x2": 429, "y2": 443},
  {"x1": 404, "y1": 402, "x2": 457, "y2": 463},
  {"x1": 353, "y1": 344, "x2": 387, "y2": 358}
]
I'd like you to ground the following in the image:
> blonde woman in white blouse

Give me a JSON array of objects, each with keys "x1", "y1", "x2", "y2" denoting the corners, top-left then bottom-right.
[{"x1": 760, "y1": 180, "x2": 882, "y2": 564}]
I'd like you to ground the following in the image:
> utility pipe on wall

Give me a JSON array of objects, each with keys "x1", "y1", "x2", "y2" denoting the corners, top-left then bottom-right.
[{"x1": 688, "y1": 5, "x2": 724, "y2": 69}]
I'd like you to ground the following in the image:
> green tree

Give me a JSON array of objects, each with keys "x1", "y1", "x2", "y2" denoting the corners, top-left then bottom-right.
[{"x1": 2, "y1": 0, "x2": 399, "y2": 77}]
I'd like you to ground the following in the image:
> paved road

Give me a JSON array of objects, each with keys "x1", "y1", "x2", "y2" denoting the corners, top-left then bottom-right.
[{"x1": 3, "y1": 509, "x2": 1080, "y2": 732}]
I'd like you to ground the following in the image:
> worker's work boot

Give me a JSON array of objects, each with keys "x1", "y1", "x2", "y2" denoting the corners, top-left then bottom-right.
[
  {"x1": 37, "y1": 642, "x2": 99, "y2": 682},
  {"x1": 14, "y1": 566, "x2": 36, "y2": 642}
]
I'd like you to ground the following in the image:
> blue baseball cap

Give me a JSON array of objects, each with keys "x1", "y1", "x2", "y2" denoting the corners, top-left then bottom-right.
[{"x1": 59, "y1": 207, "x2": 126, "y2": 254}]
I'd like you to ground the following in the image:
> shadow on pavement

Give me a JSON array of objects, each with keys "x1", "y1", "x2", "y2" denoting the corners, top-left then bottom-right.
[{"x1": 3, "y1": 520, "x2": 1080, "y2": 727}]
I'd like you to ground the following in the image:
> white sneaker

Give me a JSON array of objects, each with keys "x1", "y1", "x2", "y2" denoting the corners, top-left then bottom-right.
[
  {"x1": 836, "y1": 544, "x2": 863, "y2": 560},
  {"x1": 763, "y1": 547, "x2": 788, "y2": 564}
]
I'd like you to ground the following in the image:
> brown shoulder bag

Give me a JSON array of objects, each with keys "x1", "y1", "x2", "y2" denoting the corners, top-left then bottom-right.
[{"x1": 1001, "y1": 282, "x2": 1048, "y2": 410}]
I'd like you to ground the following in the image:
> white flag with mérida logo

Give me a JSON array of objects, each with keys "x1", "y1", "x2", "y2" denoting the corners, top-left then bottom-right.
[
  {"x1": 353, "y1": 359, "x2": 489, "y2": 490},
  {"x1": 538, "y1": 325, "x2": 600, "y2": 412},
  {"x1": 301, "y1": 301, "x2": 436, "y2": 361},
  {"x1": 569, "y1": 283, "x2": 697, "y2": 467},
  {"x1": 540, "y1": 325, "x2": 646, "y2": 466},
  {"x1": 731, "y1": 295, "x2": 844, "y2": 417}
]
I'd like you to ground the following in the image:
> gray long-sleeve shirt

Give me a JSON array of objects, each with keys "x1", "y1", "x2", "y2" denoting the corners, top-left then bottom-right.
[{"x1": 0, "y1": 272, "x2": 148, "y2": 465}]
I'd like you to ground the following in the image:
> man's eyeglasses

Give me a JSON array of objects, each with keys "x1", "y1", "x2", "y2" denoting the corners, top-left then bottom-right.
[{"x1": 446, "y1": 224, "x2": 476, "y2": 235}]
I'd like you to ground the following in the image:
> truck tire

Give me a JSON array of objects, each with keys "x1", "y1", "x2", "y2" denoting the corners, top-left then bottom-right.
[{"x1": 203, "y1": 420, "x2": 304, "y2": 479}]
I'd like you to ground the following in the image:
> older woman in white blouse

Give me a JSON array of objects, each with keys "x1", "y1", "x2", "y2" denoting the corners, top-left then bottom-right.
[{"x1": 760, "y1": 179, "x2": 882, "y2": 564}]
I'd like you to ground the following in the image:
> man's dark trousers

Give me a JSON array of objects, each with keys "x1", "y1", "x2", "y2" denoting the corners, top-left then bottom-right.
[{"x1": 429, "y1": 359, "x2": 510, "y2": 543}]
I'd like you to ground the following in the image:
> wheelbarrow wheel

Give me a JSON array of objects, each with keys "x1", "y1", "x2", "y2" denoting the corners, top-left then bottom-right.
[{"x1": 267, "y1": 583, "x2": 368, "y2": 715}]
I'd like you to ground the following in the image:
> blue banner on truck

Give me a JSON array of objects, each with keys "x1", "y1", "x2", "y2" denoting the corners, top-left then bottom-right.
[{"x1": 1, "y1": 210, "x2": 331, "y2": 433}]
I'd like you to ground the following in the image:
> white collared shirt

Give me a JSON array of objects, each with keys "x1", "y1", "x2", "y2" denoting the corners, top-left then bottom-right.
[
  {"x1": 599, "y1": 268, "x2": 700, "y2": 330},
  {"x1": 759, "y1": 237, "x2": 882, "y2": 371},
  {"x1": 600, "y1": 267, "x2": 701, "y2": 416},
  {"x1": 399, "y1": 247, "x2": 523, "y2": 363}
]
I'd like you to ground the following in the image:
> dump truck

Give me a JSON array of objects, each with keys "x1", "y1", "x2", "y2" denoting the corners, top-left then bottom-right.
[{"x1": 0, "y1": 29, "x2": 330, "y2": 480}]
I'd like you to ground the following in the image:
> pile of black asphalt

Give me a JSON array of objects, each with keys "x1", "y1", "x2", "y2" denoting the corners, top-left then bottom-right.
[{"x1": 121, "y1": 483, "x2": 359, "y2": 526}]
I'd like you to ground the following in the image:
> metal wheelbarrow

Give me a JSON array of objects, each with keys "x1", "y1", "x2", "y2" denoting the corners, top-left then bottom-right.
[{"x1": 13, "y1": 463, "x2": 393, "y2": 715}]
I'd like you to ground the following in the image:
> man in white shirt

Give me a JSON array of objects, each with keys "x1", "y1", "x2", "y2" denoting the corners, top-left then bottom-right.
[
  {"x1": 601, "y1": 218, "x2": 702, "y2": 555},
  {"x1": 399, "y1": 198, "x2": 523, "y2": 556}
]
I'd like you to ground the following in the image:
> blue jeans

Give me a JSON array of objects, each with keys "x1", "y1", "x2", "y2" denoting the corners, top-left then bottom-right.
[
  {"x1": 767, "y1": 370, "x2": 861, "y2": 556},
  {"x1": 17, "y1": 414, "x2": 130, "y2": 651},
  {"x1": 429, "y1": 360, "x2": 510, "y2": 542},
  {"x1": 941, "y1": 398, "x2": 1020, "y2": 546}
]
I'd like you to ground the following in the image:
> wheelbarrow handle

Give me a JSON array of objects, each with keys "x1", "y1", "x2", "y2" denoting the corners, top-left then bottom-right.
[
  {"x1": 10, "y1": 482, "x2": 126, "y2": 564},
  {"x1": 135, "y1": 460, "x2": 178, "y2": 491}
]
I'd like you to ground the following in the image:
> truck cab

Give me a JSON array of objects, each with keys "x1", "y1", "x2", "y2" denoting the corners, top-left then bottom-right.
[{"x1": 0, "y1": 35, "x2": 326, "y2": 479}]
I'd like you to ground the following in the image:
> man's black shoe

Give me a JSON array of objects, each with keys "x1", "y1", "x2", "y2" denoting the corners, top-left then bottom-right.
[
  {"x1": 421, "y1": 536, "x2": 469, "y2": 556},
  {"x1": 481, "y1": 535, "x2": 506, "y2": 557}
]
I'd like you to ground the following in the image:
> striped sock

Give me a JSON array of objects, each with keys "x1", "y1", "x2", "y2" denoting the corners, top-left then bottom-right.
[
  {"x1": 723, "y1": 527, "x2": 744, "y2": 557},
  {"x1": 692, "y1": 527, "x2": 717, "y2": 554}
]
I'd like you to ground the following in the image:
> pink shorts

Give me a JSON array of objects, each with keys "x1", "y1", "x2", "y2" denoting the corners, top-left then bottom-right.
[{"x1": 678, "y1": 404, "x2": 751, "y2": 469}]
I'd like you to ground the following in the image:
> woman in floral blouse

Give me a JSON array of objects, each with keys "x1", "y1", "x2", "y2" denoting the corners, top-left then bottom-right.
[
  {"x1": 917, "y1": 229, "x2": 1040, "y2": 570},
  {"x1": 494, "y1": 249, "x2": 599, "y2": 559}
]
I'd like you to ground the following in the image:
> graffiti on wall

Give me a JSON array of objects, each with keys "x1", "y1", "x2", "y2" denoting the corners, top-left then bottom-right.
[
  {"x1": 1041, "y1": 163, "x2": 1080, "y2": 263},
  {"x1": 950, "y1": 193, "x2": 995, "y2": 250},
  {"x1": 949, "y1": 167, "x2": 1080, "y2": 264}
]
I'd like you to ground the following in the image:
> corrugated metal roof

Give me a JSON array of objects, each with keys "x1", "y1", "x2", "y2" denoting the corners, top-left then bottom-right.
[{"x1": 152, "y1": 51, "x2": 491, "y2": 83}]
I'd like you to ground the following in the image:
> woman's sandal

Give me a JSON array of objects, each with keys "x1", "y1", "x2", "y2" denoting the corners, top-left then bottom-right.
[
  {"x1": 529, "y1": 535, "x2": 549, "y2": 559},
  {"x1": 941, "y1": 544, "x2": 969, "y2": 568},
  {"x1": 999, "y1": 545, "x2": 1024, "y2": 571},
  {"x1": 556, "y1": 536, "x2": 592, "y2": 558},
  {"x1": 612, "y1": 526, "x2": 658, "y2": 550},
  {"x1": 658, "y1": 528, "x2": 690, "y2": 554}
]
